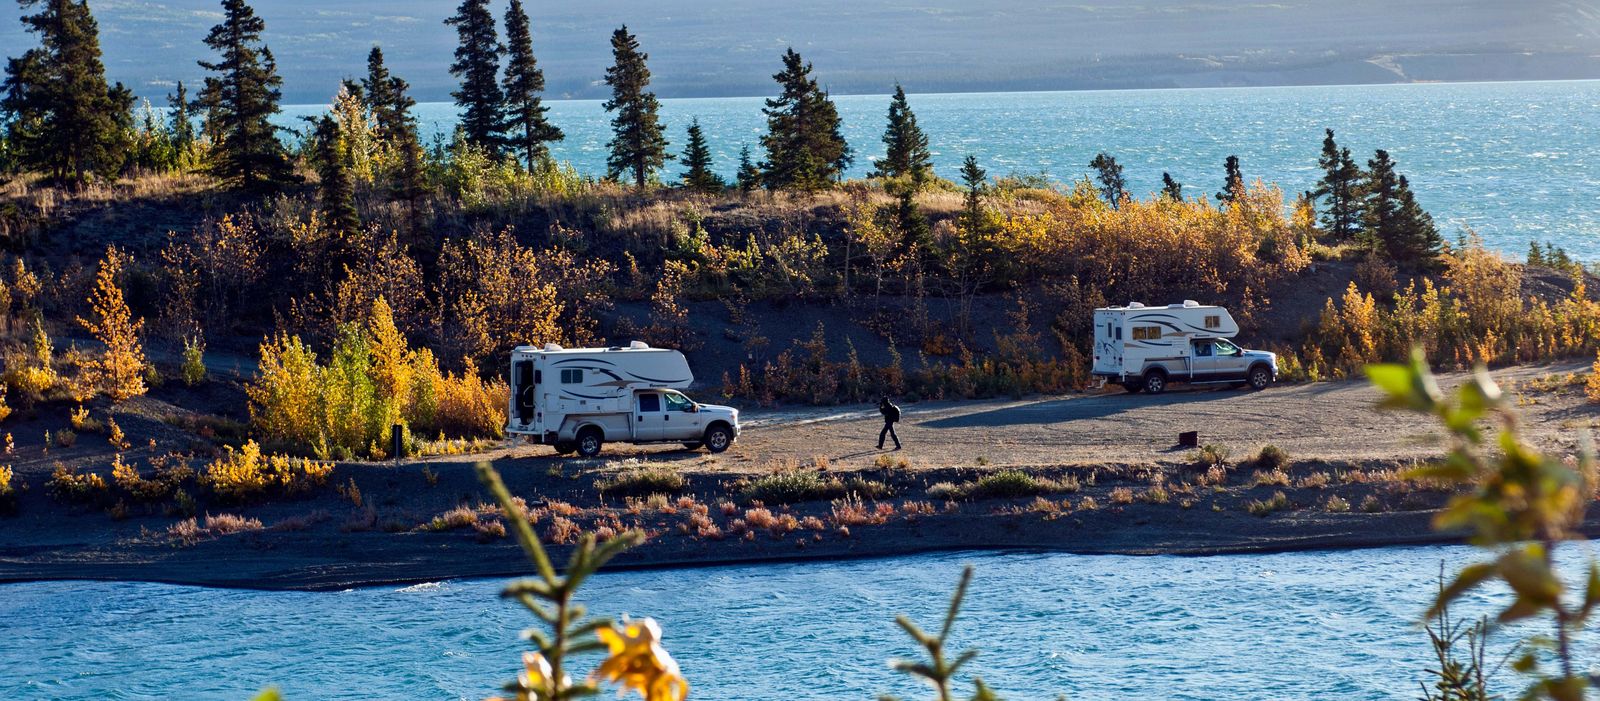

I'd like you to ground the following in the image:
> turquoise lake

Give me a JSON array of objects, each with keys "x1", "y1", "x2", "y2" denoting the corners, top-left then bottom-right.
[
  {"x1": 0, "y1": 545, "x2": 1573, "y2": 700},
  {"x1": 276, "y1": 80, "x2": 1600, "y2": 257}
]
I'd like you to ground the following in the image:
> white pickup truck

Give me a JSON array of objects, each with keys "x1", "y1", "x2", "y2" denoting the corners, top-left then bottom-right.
[
  {"x1": 1092, "y1": 301, "x2": 1278, "y2": 393},
  {"x1": 505, "y1": 343, "x2": 740, "y2": 457}
]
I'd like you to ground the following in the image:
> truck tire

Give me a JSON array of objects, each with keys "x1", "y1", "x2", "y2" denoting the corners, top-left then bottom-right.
[
  {"x1": 1143, "y1": 369, "x2": 1168, "y2": 394},
  {"x1": 576, "y1": 428, "x2": 603, "y2": 458},
  {"x1": 703, "y1": 423, "x2": 733, "y2": 454},
  {"x1": 1122, "y1": 381, "x2": 1143, "y2": 394},
  {"x1": 552, "y1": 441, "x2": 576, "y2": 456},
  {"x1": 681, "y1": 441, "x2": 703, "y2": 451},
  {"x1": 1248, "y1": 364, "x2": 1274, "y2": 391}
]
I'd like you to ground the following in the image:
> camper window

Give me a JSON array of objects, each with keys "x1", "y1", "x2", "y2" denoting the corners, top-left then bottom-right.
[
  {"x1": 1131, "y1": 326, "x2": 1162, "y2": 341},
  {"x1": 1204, "y1": 315, "x2": 1221, "y2": 329},
  {"x1": 560, "y1": 369, "x2": 583, "y2": 384}
]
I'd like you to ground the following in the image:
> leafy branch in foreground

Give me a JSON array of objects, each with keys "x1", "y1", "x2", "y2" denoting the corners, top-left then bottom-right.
[
  {"x1": 1421, "y1": 567, "x2": 1508, "y2": 701},
  {"x1": 476, "y1": 462, "x2": 687, "y2": 701},
  {"x1": 881, "y1": 565, "x2": 999, "y2": 701},
  {"x1": 1368, "y1": 349, "x2": 1598, "y2": 701}
]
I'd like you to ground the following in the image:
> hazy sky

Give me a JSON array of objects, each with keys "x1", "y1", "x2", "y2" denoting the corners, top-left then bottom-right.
[{"x1": 4, "y1": 0, "x2": 1600, "y2": 104}]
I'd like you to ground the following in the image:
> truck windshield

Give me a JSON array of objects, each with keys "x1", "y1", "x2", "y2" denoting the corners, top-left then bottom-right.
[
  {"x1": 663, "y1": 392, "x2": 694, "y2": 412},
  {"x1": 1214, "y1": 340, "x2": 1241, "y2": 356}
]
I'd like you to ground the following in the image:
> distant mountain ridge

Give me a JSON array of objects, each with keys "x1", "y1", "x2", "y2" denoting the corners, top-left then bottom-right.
[{"x1": 4, "y1": 0, "x2": 1600, "y2": 103}]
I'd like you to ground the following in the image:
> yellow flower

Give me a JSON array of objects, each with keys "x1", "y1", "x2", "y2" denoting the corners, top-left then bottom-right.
[
  {"x1": 593, "y1": 618, "x2": 689, "y2": 701},
  {"x1": 487, "y1": 651, "x2": 569, "y2": 701}
]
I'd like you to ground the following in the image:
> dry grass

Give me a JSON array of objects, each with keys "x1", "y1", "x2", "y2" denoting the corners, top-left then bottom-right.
[
  {"x1": 1296, "y1": 472, "x2": 1331, "y2": 489},
  {"x1": 1325, "y1": 495, "x2": 1351, "y2": 513},
  {"x1": 1108, "y1": 487, "x2": 1134, "y2": 505},
  {"x1": 545, "y1": 516, "x2": 580, "y2": 544},
  {"x1": 1247, "y1": 491, "x2": 1291, "y2": 516},
  {"x1": 1251, "y1": 469, "x2": 1291, "y2": 487}
]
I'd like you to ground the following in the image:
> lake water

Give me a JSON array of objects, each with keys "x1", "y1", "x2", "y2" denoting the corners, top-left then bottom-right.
[
  {"x1": 0, "y1": 544, "x2": 1577, "y2": 700},
  {"x1": 279, "y1": 80, "x2": 1600, "y2": 258}
]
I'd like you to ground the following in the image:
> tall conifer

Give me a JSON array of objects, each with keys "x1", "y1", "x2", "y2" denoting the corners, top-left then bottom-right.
[
  {"x1": 313, "y1": 115, "x2": 359, "y2": 235},
  {"x1": 870, "y1": 84, "x2": 931, "y2": 185},
  {"x1": 760, "y1": 49, "x2": 851, "y2": 190},
  {"x1": 1161, "y1": 172, "x2": 1183, "y2": 201},
  {"x1": 678, "y1": 118, "x2": 722, "y2": 192},
  {"x1": 2, "y1": 0, "x2": 133, "y2": 185},
  {"x1": 197, "y1": 0, "x2": 295, "y2": 190},
  {"x1": 1215, "y1": 155, "x2": 1243, "y2": 206},
  {"x1": 502, "y1": 0, "x2": 562, "y2": 169},
  {"x1": 735, "y1": 144, "x2": 760, "y2": 193},
  {"x1": 445, "y1": 0, "x2": 504, "y2": 154},
  {"x1": 602, "y1": 25, "x2": 668, "y2": 188},
  {"x1": 1313, "y1": 129, "x2": 1363, "y2": 241}
]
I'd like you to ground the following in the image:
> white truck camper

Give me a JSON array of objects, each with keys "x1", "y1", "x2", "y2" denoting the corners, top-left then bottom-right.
[
  {"x1": 506, "y1": 342, "x2": 740, "y2": 457},
  {"x1": 1091, "y1": 301, "x2": 1278, "y2": 394}
]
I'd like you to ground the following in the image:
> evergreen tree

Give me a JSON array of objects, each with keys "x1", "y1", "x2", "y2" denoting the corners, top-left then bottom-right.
[
  {"x1": 313, "y1": 115, "x2": 359, "y2": 235},
  {"x1": 1362, "y1": 149, "x2": 1441, "y2": 264},
  {"x1": 1215, "y1": 155, "x2": 1243, "y2": 206},
  {"x1": 760, "y1": 48, "x2": 851, "y2": 190},
  {"x1": 1, "y1": 0, "x2": 134, "y2": 185},
  {"x1": 445, "y1": 0, "x2": 504, "y2": 154},
  {"x1": 362, "y1": 47, "x2": 415, "y2": 146},
  {"x1": 196, "y1": 0, "x2": 295, "y2": 190},
  {"x1": 1161, "y1": 171, "x2": 1183, "y2": 201},
  {"x1": 603, "y1": 25, "x2": 668, "y2": 188},
  {"x1": 958, "y1": 155, "x2": 987, "y2": 234},
  {"x1": 501, "y1": 0, "x2": 562, "y2": 169},
  {"x1": 1089, "y1": 152, "x2": 1125, "y2": 208},
  {"x1": 735, "y1": 143, "x2": 760, "y2": 193},
  {"x1": 166, "y1": 80, "x2": 196, "y2": 154},
  {"x1": 1313, "y1": 128, "x2": 1363, "y2": 241},
  {"x1": 678, "y1": 118, "x2": 722, "y2": 192},
  {"x1": 869, "y1": 83, "x2": 930, "y2": 185},
  {"x1": 884, "y1": 184, "x2": 930, "y2": 256}
]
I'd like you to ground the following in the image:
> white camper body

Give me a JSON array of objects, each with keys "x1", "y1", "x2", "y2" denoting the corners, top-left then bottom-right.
[
  {"x1": 506, "y1": 342, "x2": 739, "y2": 457},
  {"x1": 1091, "y1": 301, "x2": 1277, "y2": 393}
]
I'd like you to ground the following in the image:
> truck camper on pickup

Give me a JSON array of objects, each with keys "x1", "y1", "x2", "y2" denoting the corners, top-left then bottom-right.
[{"x1": 1091, "y1": 301, "x2": 1278, "y2": 394}]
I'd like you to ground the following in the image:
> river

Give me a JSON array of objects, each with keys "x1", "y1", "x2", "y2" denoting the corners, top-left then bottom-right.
[{"x1": 0, "y1": 544, "x2": 1571, "y2": 700}]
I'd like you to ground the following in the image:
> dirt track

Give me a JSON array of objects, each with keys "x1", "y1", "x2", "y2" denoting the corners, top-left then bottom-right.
[{"x1": 488, "y1": 359, "x2": 1597, "y2": 472}]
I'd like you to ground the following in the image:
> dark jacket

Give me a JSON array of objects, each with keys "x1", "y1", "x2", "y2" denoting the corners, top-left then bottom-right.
[{"x1": 879, "y1": 400, "x2": 901, "y2": 423}]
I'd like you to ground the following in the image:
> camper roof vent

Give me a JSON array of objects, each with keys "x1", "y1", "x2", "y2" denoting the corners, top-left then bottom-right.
[
  {"x1": 629, "y1": 341, "x2": 650, "y2": 350},
  {"x1": 1126, "y1": 302, "x2": 1145, "y2": 309},
  {"x1": 1183, "y1": 299, "x2": 1200, "y2": 308},
  {"x1": 543, "y1": 343, "x2": 564, "y2": 351}
]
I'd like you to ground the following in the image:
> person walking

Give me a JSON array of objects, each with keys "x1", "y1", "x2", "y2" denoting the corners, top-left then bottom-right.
[{"x1": 877, "y1": 396, "x2": 902, "y2": 450}]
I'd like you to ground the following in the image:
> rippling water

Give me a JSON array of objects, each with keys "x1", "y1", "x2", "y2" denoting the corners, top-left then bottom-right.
[
  {"x1": 280, "y1": 80, "x2": 1600, "y2": 257},
  {"x1": 1, "y1": 545, "x2": 1580, "y2": 700}
]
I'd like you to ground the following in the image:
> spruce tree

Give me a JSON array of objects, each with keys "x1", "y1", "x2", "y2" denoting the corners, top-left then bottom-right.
[
  {"x1": 603, "y1": 25, "x2": 668, "y2": 188},
  {"x1": 735, "y1": 143, "x2": 760, "y2": 193},
  {"x1": 362, "y1": 47, "x2": 415, "y2": 146},
  {"x1": 958, "y1": 155, "x2": 987, "y2": 234},
  {"x1": 870, "y1": 83, "x2": 931, "y2": 185},
  {"x1": 1089, "y1": 152, "x2": 1125, "y2": 208},
  {"x1": 196, "y1": 0, "x2": 295, "y2": 190},
  {"x1": 1, "y1": 0, "x2": 134, "y2": 185},
  {"x1": 1215, "y1": 155, "x2": 1243, "y2": 206},
  {"x1": 760, "y1": 48, "x2": 851, "y2": 191},
  {"x1": 1363, "y1": 149, "x2": 1440, "y2": 265},
  {"x1": 166, "y1": 81, "x2": 195, "y2": 154},
  {"x1": 1161, "y1": 172, "x2": 1183, "y2": 201},
  {"x1": 1313, "y1": 128, "x2": 1363, "y2": 241},
  {"x1": 501, "y1": 0, "x2": 562, "y2": 169},
  {"x1": 678, "y1": 118, "x2": 722, "y2": 192},
  {"x1": 445, "y1": 0, "x2": 504, "y2": 155},
  {"x1": 313, "y1": 115, "x2": 359, "y2": 235}
]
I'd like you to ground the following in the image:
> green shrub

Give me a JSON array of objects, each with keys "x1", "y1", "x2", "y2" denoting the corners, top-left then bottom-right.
[
  {"x1": 740, "y1": 470, "x2": 844, "y2": 505},
  {"x1": 1247, "y1": 490, "x2": 1290, "y2": 516},
  {"x1": 596, "y1": 465, "x2": 687, "y2": 496},
  {"x1": 181, "y1": 337, "x2": 206, "y2": 386},
  {"x1": 1255, "y1": 444, "x2": 1290, "y2": 470},
  {"x1": 1193, "y1": 444, "x2": 1231, "y2": 468}
]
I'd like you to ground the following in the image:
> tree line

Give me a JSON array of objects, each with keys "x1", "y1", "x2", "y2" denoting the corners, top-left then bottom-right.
[{"x1": 2, "y1": 0, "x2": 1445, "y2": 272}]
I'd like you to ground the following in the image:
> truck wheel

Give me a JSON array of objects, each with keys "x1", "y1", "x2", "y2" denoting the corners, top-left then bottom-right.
[
  {"x1": 1248, "y1": 365, "x2": 1274, "y2": 391},
  {"x1": 681, "y1": 441, "x2": 703, "y2": 451},
  {"x1": 576, "y1": 428, "x2": 603, "y2": 458},
  {"x1": 1143, "y1": 370, "x2": 1168, "y2": 394},
  {"x1": 1122, "y1": 381, "x2": 1143, "y2": 394},
  {"x1": 552, "y1": 441, "x2": 576, "y2": 456},
  {"x1": 703, "y1": 424, "x2": 733, "y2": 454}
]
